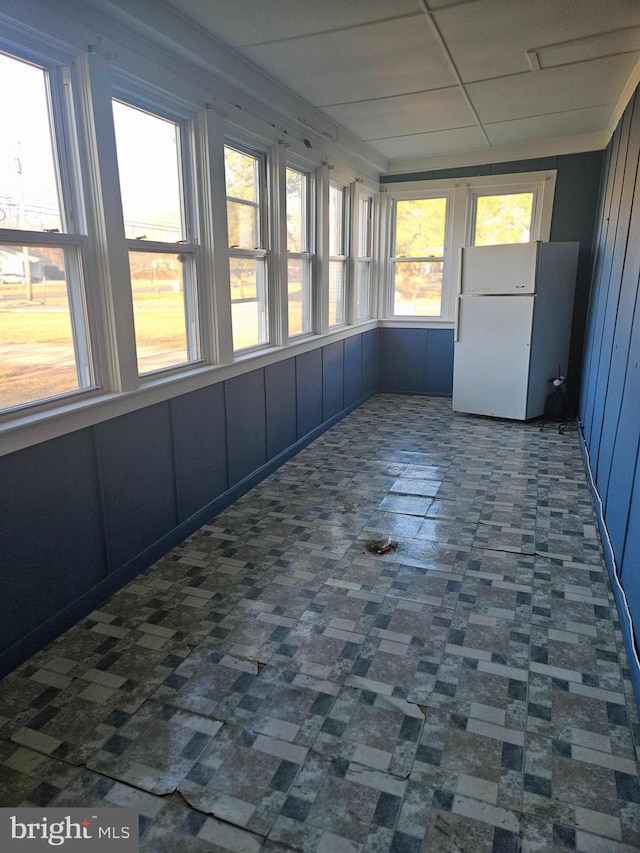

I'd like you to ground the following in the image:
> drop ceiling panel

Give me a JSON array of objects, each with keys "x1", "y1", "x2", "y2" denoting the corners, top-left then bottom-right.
[
  {"x1": 433, "y1": 0, "x2": 640, "y2": 82},
  {"x1": 165, "y1": 0, "x2": 420, "y2": 46},
  {"x1": 239, "y1": 16, "x2": 457, "y2": 106},
  {"x1": 485, "y1": 105, "x2": 616, "y2": 147},
  {"x1": 322, "y1": 87, "x2": 477, "y2": 142},
  {"x1": 371, "y1": 126, "x2": 489, "y2": 160},
  {"x1": 467, "y1": 53, "x2": 640, "y2": 124}
]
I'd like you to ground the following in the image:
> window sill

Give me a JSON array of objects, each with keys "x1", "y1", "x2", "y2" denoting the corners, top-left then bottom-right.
[{"x1": 0, "y1": 321, "x2": 378, "y2": 457}]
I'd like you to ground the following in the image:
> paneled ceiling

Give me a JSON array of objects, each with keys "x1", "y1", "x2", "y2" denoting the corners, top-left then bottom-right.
[{"x1": 91, "y1": 0, "x2": 640, "y2": 172}]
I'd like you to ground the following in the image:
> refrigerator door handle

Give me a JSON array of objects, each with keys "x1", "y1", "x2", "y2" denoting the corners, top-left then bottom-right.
[{"x1": 454, "y1": 295, "x2": 462, "y2": 342}]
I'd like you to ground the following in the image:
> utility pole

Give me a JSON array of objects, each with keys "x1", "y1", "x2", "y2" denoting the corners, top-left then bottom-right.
[{"x1": 15, "y1": 152, "x2": 33, "y2": 301}]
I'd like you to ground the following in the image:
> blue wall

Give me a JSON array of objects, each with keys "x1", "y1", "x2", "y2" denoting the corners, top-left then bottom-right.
[
  {"x1": 579, "y1": 88, "x2": 640, "y2": 696},
  {"x1": 0, "y1": 330, "x2": 377, "y2": 676}
]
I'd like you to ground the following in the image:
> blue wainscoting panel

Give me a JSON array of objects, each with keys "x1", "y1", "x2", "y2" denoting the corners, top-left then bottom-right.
[
  {"x1": 0, "y1": 429, "x2": 107, "y2": 655},
  {"x1": 265, "y1": 359, "x2": 297, "y2": 460},
  {"x1": 378, "y1": 328, "x2": 454, "y2": 395},
  {"x1": 604, "y1": 324, "x2": 640, "y2": 561},
  {"x1": 581, "y1": 116, "x2": 628, "y2": 450},
  {"x1": 323, "y1": 340, "x2": 345, "y2": 421},
  {"x1": 378, "y1": 328, "x2": 427, "y2": 393},
  {"x1": 362, "y1": 329, "x2": 378, "y2": 396},
  {"x1": 425, "y1": 328, "x2": 455, "y2": 396},
  {"x1": 620, "y1": 445, "x2": 640, "y2": 588},
  {"x1": 225, "y1": 369, "x2": 267, "y2": 486},
  {"x1": 95, "y1": 402, "x2": 177, "y2": 573},
  {"x1": 296, "y1": 348, "x2": 323, "y2": 438},
  {"x1": 171, "y1": 383, "x2": 228, "y2": 523},
  {"x1": 344, "y1": 334, "x2": 363, "y2": 407}
]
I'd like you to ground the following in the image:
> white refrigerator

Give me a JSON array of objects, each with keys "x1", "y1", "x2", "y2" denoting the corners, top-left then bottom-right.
[{"x1": 452, "y1": 241, "x2": 579, "y2": 420}]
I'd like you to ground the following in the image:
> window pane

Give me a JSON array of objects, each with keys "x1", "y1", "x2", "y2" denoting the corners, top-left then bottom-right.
[
  {"x1": 329, "y1": 185, "x2": 344, "y2": 256},
  {"x1": 227, "y1": 199, "x2": 259, "y2": 249},
  {"x1": 113, "y1": 101, "x2": 183, "y2": 242},
  {"x1": 129, "y1": 251, "x2": 193, "y2": 374},
  {"x1": 225, "y1": 147, "x2": 261, "y2": 251},
  {"x1": 329, "y1": 260, "x2": 345, "y2": 326},
  {"x1": 360, "y1": 198, "x2": 372, "y2": 255},
  {"x1": 230, "y1": 257, "x2": 267, "y2": 349},
  {"x1": 224, "y1": 146, "x2": 258, "y2": 203},
  {"x1": 288, "y1": 257, "x2": 311, "y2": 336},
  {"x1": 394, "y1": 198, "x2": 446, "y2": 257},
  {"x1": 286, "y1": 168, "x2": 306, "y2": 253},
  {"x1": 0, "y1": 246, "x2": 83, "y2": 409},
  {"x1": 0, "y1": 53, "x2": 62, "y2": 232},
  {"x1": 393, "y1": 260, "x2": 442, "y2": 316},
  {"x1": 356, "y1": 260, "x2": 371, "y2": 320},
  {"x1": 474, "y1": 192, "x2": 534, "y2": 246}
]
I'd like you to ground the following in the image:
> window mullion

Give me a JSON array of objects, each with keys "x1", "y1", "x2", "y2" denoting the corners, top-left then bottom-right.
[
  {"x1": 198, "y1": 108, "x2": 233, "y2": 365},
  {"x1": 270, "y1": 142, "x2": 287, "y2": 346},
  {"x1": 74, "y1": 51, "x2": 139, "y2": 392}
]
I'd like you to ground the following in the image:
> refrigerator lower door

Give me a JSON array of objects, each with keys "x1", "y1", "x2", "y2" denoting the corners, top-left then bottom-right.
[{"x1": 453, "y1": 295, "x2": 535, "y2": 420}]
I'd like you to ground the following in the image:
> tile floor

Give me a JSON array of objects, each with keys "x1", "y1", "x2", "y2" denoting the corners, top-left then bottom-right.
[{"x1": 1, "y1": 394, "x2": 639, "y2": 852}]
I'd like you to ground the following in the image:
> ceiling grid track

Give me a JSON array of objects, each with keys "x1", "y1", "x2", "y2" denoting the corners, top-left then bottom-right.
[{"x1": 418, "y1": 0, "x2": 492, "y2": 149}]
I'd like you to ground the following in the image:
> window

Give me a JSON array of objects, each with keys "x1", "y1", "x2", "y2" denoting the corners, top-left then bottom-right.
[
  {"x1": 355, "y1": 194, "x2": 373, "y2": 320},
  {"x1": 0, "y1": 51, "x2": 94, "y2": 413},
  {"x1": 328, "y1": 183, "x2": 348, "y2": 326},
  {"x1": 224, "y1": 144, "x2": 269, "y2": 351},
  {"x1": 286, "y1": 166, "x2": 314, "y2": 336},
  {"x1": 384, "y1": 171, "x2": 556, "y2": 322},
  {"x1": 472, "y1": 191, "x2": 535, "y2": 246},
  {"x1": 391, "y1": 197, "x2": 447, "y2": 317},
  {"x1": 112, "y1": 100, "x2": 199, "y2": 375}
]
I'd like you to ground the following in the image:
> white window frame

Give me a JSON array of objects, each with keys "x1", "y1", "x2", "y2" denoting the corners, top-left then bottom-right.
[
  {"x1": 382, "y1": 170, "x2": 557, "y2": 325},
  {"x1": 353, "y1": 186, "x2": 375, "y2": 322},
  {"x1": 328, "y1": 180, "x2": 349, "y2": 328},
  {"x1": 0, "y1": 48, "x2": 98, "y2": 417},
  {"x1": 285, "y1": 162, "x2": 315, "y2": 339},
  {"x1": 112, "y1": 97, "x2": 202, "y2": 377},
  {"x1": 224, "y1": 141, "x2": 270, "y2": 353},
  {"x1": 388, "y1": 191, "x2": 453, "y2": 321}
]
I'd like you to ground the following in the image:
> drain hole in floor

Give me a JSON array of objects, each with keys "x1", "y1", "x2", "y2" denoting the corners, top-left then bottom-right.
[{"x1": 364, "y1": 538, "x2": 399, "y2": 555}]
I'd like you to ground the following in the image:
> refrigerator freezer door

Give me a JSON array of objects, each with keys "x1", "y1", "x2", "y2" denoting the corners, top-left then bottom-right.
[
  {"x1": 453, "y1": 295, "x2": 535, "y2": 420},
  {"x1": 461, "y1": 242, "x2": 538, "y2": 295}
]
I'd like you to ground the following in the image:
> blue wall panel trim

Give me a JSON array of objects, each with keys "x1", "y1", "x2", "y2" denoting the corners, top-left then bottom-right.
[
  {"x1": 225, "y1": 369, "x2": 268, "y2": 486},
  {"x1": 344, "y1": 335, "x2": 363, "y2": 406},
  {"x1": 0, "y1": 429, "x2": 107, "y2": 650},
  {"x1": 171, "y1": 383, "x2": 228, "y2": 522},
  {"x1": 425, "y1": 329, "x2": 455, "y2": 396},
  {"x1": 95, "y1": 402, "x2": 177, "y2": 573},
  {"x1": 322, "y1": 340, "x2": 345, "y2": 421},
  {"x1": 362, "y1": 329, "x2": 378, "y2": 395},
  {"x1": 296, "y1": 348, "x2": 323, "y2": 438},
  {"x1": 265, "y1": 359, "x2": 297, "y2": 460}
]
